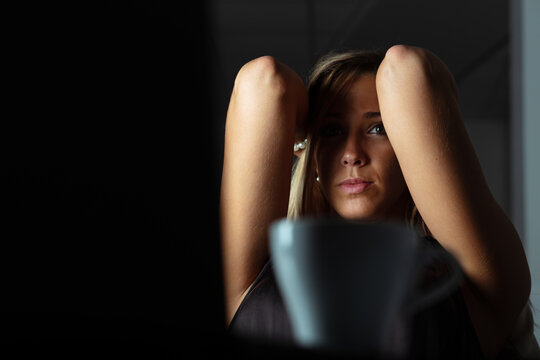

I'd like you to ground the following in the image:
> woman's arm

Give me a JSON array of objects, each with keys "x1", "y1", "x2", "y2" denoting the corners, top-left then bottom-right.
[
  {"x1": 376, "y1": 45, "x2": 530, "y2": 358},
  {"x1": 220, "y1": 56, "x2": 308, "y2": 324}
]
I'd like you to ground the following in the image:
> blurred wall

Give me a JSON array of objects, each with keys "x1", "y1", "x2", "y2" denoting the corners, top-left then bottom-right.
[{"x1": 511, "y1": 0, "x2": 540, "y2": 344}]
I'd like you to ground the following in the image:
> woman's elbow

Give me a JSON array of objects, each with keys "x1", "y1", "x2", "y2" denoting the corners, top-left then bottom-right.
[
  {"x1": 384, "y1": 44, "x2": 421, "y2": 63},
  {"x1": 377, "y1": 45, "x2": 430, "y2": 83},
  {"x1": 232, "y1": 56, "x2": 307, "y2": 124},
  {"x1": 377, "y1": 44, "x2": 458, "y2": 100},
  {"x1": 233, "y1": 56, "x2": 289, "y2": 98}
]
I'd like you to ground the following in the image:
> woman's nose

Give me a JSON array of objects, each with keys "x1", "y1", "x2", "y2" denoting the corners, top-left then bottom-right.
[{"x1": 341, "y1": 136, "x2": 367, "y2": 167}]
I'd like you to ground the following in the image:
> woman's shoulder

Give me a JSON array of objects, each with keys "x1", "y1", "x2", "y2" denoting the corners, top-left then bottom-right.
[{"x1": 228, "y1": 259, "x2": 294, "y2": 343}]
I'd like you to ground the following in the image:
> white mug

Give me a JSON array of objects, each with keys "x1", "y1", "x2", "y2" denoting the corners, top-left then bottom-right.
[{"x1": 269, "y1": 218, "x2": 462, "y2": 356}]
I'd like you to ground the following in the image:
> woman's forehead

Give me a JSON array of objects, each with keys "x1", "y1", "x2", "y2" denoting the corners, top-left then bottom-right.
[{"x1": 324, "y1": 77, "x2": 380, "y2": 116}]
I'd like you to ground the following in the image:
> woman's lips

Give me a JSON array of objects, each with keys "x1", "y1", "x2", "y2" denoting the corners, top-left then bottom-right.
[{"x1": 338, "y1": 178, "x2": 374, "y2": 194}]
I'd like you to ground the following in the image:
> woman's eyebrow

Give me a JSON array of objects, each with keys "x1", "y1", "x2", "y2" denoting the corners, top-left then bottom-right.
[{"x1": 364, "y1": 111, "x2": 381, "y2": 119}]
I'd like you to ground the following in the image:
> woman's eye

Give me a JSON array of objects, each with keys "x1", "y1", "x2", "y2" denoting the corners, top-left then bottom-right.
[
  {"x1": 368, "y1": 123, "x2": 386, "y2": 135},
  {"x1": 321, "y1": 124, "x2": 344, "y2": 137}
]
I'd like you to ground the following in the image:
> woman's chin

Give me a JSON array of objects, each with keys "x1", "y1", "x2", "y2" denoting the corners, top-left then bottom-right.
[{"x1": 334, "y1": 205, "x2": 380, "y2": 222}]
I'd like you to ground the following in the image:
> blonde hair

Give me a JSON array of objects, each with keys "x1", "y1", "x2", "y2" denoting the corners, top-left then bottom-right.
[{"x1": 288, "y1": 49, "x2": 424, "y2": 230}]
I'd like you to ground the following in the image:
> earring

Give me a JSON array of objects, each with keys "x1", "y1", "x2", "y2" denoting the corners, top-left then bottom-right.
[
  {"x1": 294, "y1": 139, "x2": 308, "y2": 152},
  {"x1": 316, "y1": 176, "x2": 320, "y2": 182}
]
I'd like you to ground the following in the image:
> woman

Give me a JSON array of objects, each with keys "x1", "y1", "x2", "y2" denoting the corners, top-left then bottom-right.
[{"x1": 220, "y1": 46, "x2": 537, "y2": 358}]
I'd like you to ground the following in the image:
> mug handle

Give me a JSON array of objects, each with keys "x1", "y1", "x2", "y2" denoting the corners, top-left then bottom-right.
[{"x1": 406, "y1": 244, "x2": 463, "y2": 314}]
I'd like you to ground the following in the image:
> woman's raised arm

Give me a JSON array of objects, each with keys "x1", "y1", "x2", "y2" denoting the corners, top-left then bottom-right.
[
  {"x1": 375, "y1": 45, "x2": 531, "y2": 358},
  {"x1": 220, "y1": 56, "x2": 308, "y2": 323}
]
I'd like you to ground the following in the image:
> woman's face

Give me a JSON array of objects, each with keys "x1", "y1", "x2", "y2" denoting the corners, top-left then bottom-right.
[{"x1": 315, "y1": 75, "x2": 409, "y2": 221}]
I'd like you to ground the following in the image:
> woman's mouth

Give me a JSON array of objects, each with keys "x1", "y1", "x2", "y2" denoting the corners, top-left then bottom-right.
[{"x1": 338, "y1": 178, "x2": 374, "y2": 194}]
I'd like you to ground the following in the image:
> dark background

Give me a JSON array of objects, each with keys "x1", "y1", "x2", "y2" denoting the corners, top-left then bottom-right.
[{"x1": 2, "y1": 1, "x2": 226, "y2": 357}]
